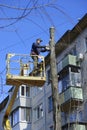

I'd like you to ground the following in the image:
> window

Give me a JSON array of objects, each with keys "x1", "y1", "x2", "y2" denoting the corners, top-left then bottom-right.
[
  {"x1": 21, "y1": 86, "x2": 25, "y2": 96},
  {"x1": 85, "y1": 37, "x2": 87, "y2": 51},
  {"x1": 58, "y1": 80, "x2": 62, "y2": 93},
  {"x1": 58, "y1": 74, "x2": 69, "y2": 93},
  {"x1": 34, "y1": 103, "x2": 43, "y2": 120},
  {"x1": 50, "y1": 126, "x2": 54, "y2": 130},
  {"x1": 47, "y1": 69, "x2": 51, "y2": 84},
  {"x1": 62, "y1": 110, "x2": 84, "y2": 124},
  {"x1": 57, "y1": 61, "x2": 62, "y2": 73},
  {"x1": 48, "y1": 96, "x2": 53, "y2": 112},
  {"x1": 62, "y1": 127, "x2": 70, "y2": 130},
  {"x1": 16, "y1": 90, "x2": 19, "y2": 98},
  {"x1": 62, "y1": 74, "x2": 69, "y2": 91},
  {"x1": 21, "y1": 107, "x2": 31, "y2": 122},
  {"x1": 10, "y1": 108, "x2": 19, "y2": 126},
  {"x1": 58, "y1": 67, "x2": 81, "y2": 93},
  {"x1": 26, "y1": 86, "x2": 30, "y2": 97},
  {"x1": 69, "y1": 46, "x2": 77, "y2": 56},
  {"x1": 78, "y1": 111, "x2": 83, "y2": 121},
  {"x1": 70, "y1": 68, "x2": 81, "y2": 87},
  {"x1": 21, "y1": 85, "x2": 30, "y2": 97},
  {"x1": 13, "y1": 109, "x2": 19, "y2": 125}
]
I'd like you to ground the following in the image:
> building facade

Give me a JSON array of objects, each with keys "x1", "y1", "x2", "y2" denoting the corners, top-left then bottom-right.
[{"x1": 0, "y1": 13, "x2": 87, "y2": 130}]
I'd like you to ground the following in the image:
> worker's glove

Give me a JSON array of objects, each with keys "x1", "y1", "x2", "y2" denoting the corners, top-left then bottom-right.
[{"x1": 45, "y1": 46, "x2": 50, "y2": 51}]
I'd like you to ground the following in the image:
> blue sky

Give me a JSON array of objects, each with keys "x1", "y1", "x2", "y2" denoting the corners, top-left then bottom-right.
[{"x1": 0, "y1": 0, "x2": 87, "y2": 102}]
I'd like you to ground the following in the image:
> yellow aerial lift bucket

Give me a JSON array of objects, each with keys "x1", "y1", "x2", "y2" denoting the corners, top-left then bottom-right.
[{"x1": 6, "y1": 53, "x2": 46, "y2": 87}]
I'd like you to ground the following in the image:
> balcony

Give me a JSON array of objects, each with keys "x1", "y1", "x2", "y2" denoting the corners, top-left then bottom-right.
[
  {"x1": 58, "y1": 54, "x2": 80, "y2": 73},
  {"x1": 61, "y1": 109, "x2": 87, "y2": 127},
  {"x1": 70, "y1": 124, "x2": 86, "y2": 130},
  {"x1": 60, "y1": 86, "x2": 83, "y2": 112},
  {"x1": 62, "y1": 123, "x2": 86, "y2": 130},
  {"x1": 12, "y1": 97, "x2": 32, "y2": 111}
]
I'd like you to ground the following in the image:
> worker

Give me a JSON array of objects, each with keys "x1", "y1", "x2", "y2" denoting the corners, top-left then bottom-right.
[{"x1": 31, "y1": 38, "x2": 48, "y2": 70}]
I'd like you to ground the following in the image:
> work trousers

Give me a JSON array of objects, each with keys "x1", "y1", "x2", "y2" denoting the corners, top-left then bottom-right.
[{"x1": 32, "y1": 55, "x2": 38, "y2": 69}]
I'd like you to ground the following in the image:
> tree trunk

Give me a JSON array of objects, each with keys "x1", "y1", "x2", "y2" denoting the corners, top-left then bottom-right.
[{"x1": 49, "y1": 27, "x2": 62, "y2": 130}]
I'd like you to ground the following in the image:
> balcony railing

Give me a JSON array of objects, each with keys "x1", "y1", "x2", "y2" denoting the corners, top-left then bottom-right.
[
  {"x1": 6, "y1": 53, "x2": 46, "y2": 87},
  {"x1": 60, "y1": 86, "x2": 83, "y2": 111},
  {"x1": 58, "y1": 54, "x2": 80, "y2": 73},
  {"x1": 61, "y1": 111, "x2": 87, "y2": 126},
  {"x1": 62, "y1": 124, "x2": 86, "y2": 130}
]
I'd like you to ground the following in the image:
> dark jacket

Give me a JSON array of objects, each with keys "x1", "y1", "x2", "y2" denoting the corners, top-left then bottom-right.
[{"x1": 31, "y1": 43, "x2": 46, "y2": 55}]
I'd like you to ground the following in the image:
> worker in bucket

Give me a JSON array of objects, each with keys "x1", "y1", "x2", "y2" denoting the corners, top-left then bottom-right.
[{"x1": 31, "y1": 38, "x2": 49, "y2": 70}]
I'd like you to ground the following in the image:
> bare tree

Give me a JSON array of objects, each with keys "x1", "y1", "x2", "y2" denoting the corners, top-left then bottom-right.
[{"x1": 49, "y1": 27, "x2": 62, "y2": 130}]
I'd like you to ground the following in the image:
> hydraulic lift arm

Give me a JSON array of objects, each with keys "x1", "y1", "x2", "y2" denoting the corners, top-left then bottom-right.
[{"x1": 3, "y1": 86, "x2": 19, "y2": 130}]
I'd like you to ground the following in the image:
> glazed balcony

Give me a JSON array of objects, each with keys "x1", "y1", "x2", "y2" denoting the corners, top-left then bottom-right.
[
  {"x1": 58, "y1": 54, "x2": 80, "y2": 73},
  {"x1": 60, "y1": 86, "x2": 83, "y2": 112},
  {"x1": 61, "y1": 109, "x2": 87, "y2": 127},
  {"x1": 62, "y1": 123, "x2": 86, "y2": 130}
]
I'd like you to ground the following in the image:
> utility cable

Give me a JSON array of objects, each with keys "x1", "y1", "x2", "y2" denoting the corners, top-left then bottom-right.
[
  {"x1": 0, "y1": 0, "x2": 33, "y2": 28},
  {"x1": 0, "y1": 0, "x2": 56, "y2": 11},
  {"x1": 26, "y1": 18, "x2": 49, "y2": 36}
]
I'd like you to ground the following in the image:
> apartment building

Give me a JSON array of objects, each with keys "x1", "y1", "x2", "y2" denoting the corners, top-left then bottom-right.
[
  {"x1": 32, "y1": 13, "x2": 87, "y2": 130},
  {"x1": 0, "y1": 13, "x2": 87, "y2": 130}
]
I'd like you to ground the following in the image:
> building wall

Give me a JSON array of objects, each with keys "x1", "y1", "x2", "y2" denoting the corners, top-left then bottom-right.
[
  {"x1": 12, "y1": 122, "x2": 31, "y2": 130},
  {"x1": 31, "y1": 27, "x2": 87, "y2": 130},
  {"x1": 0, "y1": 111, "x2": 5, "y2": 130}
]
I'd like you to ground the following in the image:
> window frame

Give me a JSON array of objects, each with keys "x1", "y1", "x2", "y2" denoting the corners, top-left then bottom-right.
[
  {"x1": 10, "y1": 108, "x2": 19, "y2": 127},
  {"x1": 20, "y1": 107, "x2": 31, "y2": 122},
  {"x1": 49, "y1": 125, "x2": 54, "y2": 130},
  {"x1": 47, "y1": 69, "x2": 51, "y2": 85},
  {"x1": 85, "y1": 37, "x2": 87, "y2": 52},
  {"x1": 33, "y1": 103, "x2": 43, "y2": 121},
  {"x1": 20, "y1": 85, "x2": 30, "y2": 97},
  {"x1": 48, "y1": 96, "x2": 53, "y2": 112}
]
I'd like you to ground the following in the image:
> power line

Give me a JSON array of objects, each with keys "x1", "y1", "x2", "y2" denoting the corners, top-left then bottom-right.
[
  {"x1": 15, "y1": 30, "x2": 27, "y2": 51},
  {"x1": 48, "y1": 4, "x2": 82, "y2": 34},
  {"x1": 0, "y1": 0, "x2": 57, "y2": 29},
  {"x1": 40, "y1": 7, "x2": 55, "y2": 26},
  {"x1": 26, "y1": 18, "x2": 49, "y2": 36},
  {"x1": 0, "y1": 0, "x2": 34, "y2": 28},
  {"x1": 0, "y1": 0, "x2": 55, "y2": 11}
]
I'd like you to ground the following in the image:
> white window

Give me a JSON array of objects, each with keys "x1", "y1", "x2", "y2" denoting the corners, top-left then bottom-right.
[
  {"x1": 58, "y1": 80, "x2": 62, "y2": 93},
  {"x1": 21, "y1": 85, "x2": 30, "y2": 97},
  {"x1": 70, "y1": 71, "x2": 81, "y2": 87},
  {"x1": 11, "y1": 108, "x2": 19, "y2": 126},
  {"x1": 34, "y1": 103, "x2": 43, "y2": 120},
  {"x1": 21, "y1": 107, "x2": 31, "y2": 122},
  {"x1": 21, "y1": 86, "x2": 25, "y2": 96}
]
